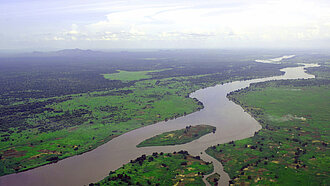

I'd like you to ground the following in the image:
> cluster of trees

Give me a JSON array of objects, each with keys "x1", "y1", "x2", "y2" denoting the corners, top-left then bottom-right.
[
  {"x1": 184, "y1": 125, "x2": 192, "y2": 133},
  {"x1": 0, "y1": 71, "x2": 134, "y2": 102},
  {"x1": 130, "y1": 154, "x2": 147, "y2": 166},
  {"x1": 95, "y1": 90, "x2": 133, "y2": 97},
  {"x1": 152, "y1": 59, "x2": 291, "y2": 81},
  {"x1": 106, "y1": 173, "x2": 132, "y2": 184},
  {"x1": 306, "y1": 65, "x2": 330, "y2": 78},
  {"x1": 0, "y1": 97, "x2": 71, "y2": 133},
  {"x1": 250, "y1": 79, "x2": 330, "y2": 89},
  {"x1": 37, "y1": 108, "x2": 93, "y2": 132}
]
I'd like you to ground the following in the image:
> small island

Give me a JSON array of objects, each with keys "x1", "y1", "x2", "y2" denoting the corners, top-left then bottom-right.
[
  {"x1": 93, "y1": 151, "x2": 213, "y2": 186},
  {"x1": 137, "y1": 125, "x2": 216, "y2": 147}
]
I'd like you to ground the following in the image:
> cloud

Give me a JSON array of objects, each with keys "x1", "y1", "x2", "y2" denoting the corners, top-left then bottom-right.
[
  {"x1": 62, "y1": 0, "x2": 330, "y2": 43},
  {"x1": 3, "y1": 0, "x2": 330, "y2": 49}
]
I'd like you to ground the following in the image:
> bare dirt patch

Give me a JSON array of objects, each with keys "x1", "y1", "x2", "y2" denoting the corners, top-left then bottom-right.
[{"x1": 3, "y1": 148, "x2": 27, "y2": 158}]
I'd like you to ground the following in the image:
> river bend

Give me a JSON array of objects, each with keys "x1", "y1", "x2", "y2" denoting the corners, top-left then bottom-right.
[{"x1": 0, "y1": 63, "x2": 318, "y2": 186}]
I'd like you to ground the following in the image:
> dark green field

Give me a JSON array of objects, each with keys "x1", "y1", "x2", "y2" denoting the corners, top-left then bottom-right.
[
  {"x1": 137, "y1": 125, "x2": 216, "y2": 147},
  {"x1": 93, "y1": 151, "x2": 213, "y2": 186},
  {"x1": 206, "y1": 78, "x2": 330, "y2": 185}
]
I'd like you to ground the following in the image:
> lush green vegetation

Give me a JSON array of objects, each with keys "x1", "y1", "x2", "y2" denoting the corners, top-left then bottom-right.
[
  {"x1": 206, "y1": 78, "x2": 330, "y2": 185},
  {"x1": 206, "y1": 173, "x2": 220, "y2": 186},
  {"x1": 0, "y1": 77, "x2": 206, "y2": 176},
  {"x1": 137, "y1": 125, "x2": 216, "y2": 147},
  {"x1": 0, "y1": 50, "x2": 297, "y2": 176},
  {"x1": 92, "y1": 151, "x2": 213, "y2": 186}
]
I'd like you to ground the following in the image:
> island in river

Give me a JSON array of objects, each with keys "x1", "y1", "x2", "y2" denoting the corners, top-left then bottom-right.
[
  {"x1": 137, "y1": 125, "x2": 216, "y2": 147},
  {"x1": 92, "y1": 151, "x2": 213, "y2": 186}
]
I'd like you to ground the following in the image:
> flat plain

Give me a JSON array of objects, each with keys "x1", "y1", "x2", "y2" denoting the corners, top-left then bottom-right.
[{"x1": 206, "y1": 75, "x2": 330, "y2": 185}]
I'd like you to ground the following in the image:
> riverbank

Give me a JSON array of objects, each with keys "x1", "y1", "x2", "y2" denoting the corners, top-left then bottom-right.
[{"x1": 206, "y1": 78, "x2": 329, "y2": 185}]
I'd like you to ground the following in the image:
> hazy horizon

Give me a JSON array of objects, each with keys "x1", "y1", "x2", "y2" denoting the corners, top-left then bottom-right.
[{"x1": 1, "y1": 0, "x2": 330, "y2": 51}]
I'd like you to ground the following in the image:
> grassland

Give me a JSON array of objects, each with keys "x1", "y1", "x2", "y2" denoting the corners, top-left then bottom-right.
[
  {"x1": 206, "y1": 79, "x2": 330, "y2": 185},
  {"x1": 137, "y1": 125, "x2": 216, "y2": 147},
  {"x1": 92, "y1": 151, "x2": 213, "y2": 186},
  {"x1": 206, "y1": 173, "x2": 220, "y2": 186},
  {"x1": 0, "y1": 76, "x2": 208, "y2": 176}
]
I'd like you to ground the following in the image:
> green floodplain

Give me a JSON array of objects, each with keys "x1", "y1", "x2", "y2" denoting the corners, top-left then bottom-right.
[
  {"x1": 137, "y1": 125, "x2": 216, "y2": 147},
  {"x1": 1, "y1": 50, "x2": 289, "y2": 176},
  {"x1": 0, "y1": 72, "x2": 205, "y2": 175},
  {"x1": 0, "y1": 50, "x2": 329, "y2": 185},
  {"x1": 93, "y1": 151, "x2": 213, "y2": 186},
  {"x1": 206, "y1": 77, "x2": 330, "y2": 185}
]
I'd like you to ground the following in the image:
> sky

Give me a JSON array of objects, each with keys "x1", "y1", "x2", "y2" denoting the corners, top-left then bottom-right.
[{"x1": 1, "y1": 0, "x2": 330, "y2": 51}]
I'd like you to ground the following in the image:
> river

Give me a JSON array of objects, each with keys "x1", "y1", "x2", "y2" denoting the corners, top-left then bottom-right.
[{"x1": 0, "y1": 63, "x2": 318, "y2": 186}]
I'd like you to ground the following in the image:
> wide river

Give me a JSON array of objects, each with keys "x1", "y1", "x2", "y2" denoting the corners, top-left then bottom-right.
[{"x1": 0, "y1": 63, "x2": 318, "y2": 186}]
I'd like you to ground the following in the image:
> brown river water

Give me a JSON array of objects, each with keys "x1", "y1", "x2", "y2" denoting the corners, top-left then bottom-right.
[{"x1": 0, "y1": 63, "x2": 318, "y2": 186}]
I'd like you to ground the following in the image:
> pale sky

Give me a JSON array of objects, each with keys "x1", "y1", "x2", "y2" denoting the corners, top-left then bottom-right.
[{"x1": 1, "y1": 0, "x2": 330, "y2": 51}]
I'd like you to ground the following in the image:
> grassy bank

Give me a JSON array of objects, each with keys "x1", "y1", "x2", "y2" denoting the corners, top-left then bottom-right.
[
  {"x1": 206, "y1": 79, "x2": 330, "y2": 185},
  {"x1": 92, "y1": 151, "x2": 213, "y2": 186},
  {"x1": 137, "y1": 125, "x2": 216, "y2": 147}
]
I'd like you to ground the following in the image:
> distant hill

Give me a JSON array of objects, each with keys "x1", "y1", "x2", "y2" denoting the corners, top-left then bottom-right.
[{"x1": 29, "y1": 48, "x2": 106, "y2": 57}]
